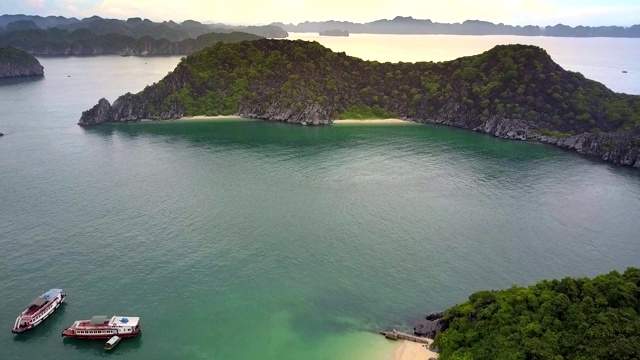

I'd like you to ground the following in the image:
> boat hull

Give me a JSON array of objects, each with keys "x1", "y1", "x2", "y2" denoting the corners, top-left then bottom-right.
[
  {"x1": 61, "y1": 330, "x2": 140, "y2": 340},
  {"x1": 12, "y1": 293, "x2": 66, "y2": 334}
]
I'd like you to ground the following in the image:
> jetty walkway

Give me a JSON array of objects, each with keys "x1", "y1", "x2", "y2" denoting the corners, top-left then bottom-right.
[{"x1": 379, "y1": 330, "x2": 431, "y2": 344}]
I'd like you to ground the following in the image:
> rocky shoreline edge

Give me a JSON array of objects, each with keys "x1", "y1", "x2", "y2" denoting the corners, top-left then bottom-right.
[
  {"x1": 78, "y1": 98, "x2": 640, "y2": 170},
  {"x1": 379, "y1": 310, "x2": 449, "y2": 359},
  {"x1": 0, "y1": 47, "x2": 45, "y2": 79}
]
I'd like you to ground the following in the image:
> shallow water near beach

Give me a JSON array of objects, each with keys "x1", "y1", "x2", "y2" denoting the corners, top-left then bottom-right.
[{"x1": 1, "y1": 36, "x2": 640, "y2": 359}]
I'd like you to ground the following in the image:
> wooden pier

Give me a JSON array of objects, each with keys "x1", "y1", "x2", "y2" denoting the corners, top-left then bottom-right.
[{"x1": 379, "y1": 330, "x2": 431, "y2": 344}]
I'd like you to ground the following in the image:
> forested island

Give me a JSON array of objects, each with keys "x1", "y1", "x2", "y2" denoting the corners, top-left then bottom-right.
[
  {"x1": 319, "y1": 29, "x2": 349, "y2": 37},
  {"x1": 79, "y1": 39, "x2": 640, "y2": 169},
  {"x1": 273, "y1": 16, "x2": 640, "y2": 37},
  {"x1": 420, "y1": 268, "x2": 640, "y2": 360},
  {"x1": 0, "y1": 29, "x2": 261, "y2": 56},
  {"x1": 0, "y1": 46, "x2": 43, "y2": 78}
]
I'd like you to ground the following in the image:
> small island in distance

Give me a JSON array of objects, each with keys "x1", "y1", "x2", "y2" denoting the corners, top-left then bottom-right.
[
  {"x1": 319, "y1": 29, "x2": 349, "y2": 37},
  {"x1": 274, "y1": 15, "x2": 640, "y2": 37},
  {"x1": 0, "y1": 46, "x2": 43, "y2": 78}
]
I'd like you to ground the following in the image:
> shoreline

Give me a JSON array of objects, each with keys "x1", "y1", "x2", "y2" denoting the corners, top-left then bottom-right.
[
  {"x1": 388, "y1": 339, "x2": 438, "y2": 360},
  {"x1": 333, "y1": 118, "x2": 411, "y2": 124},
  {"x1": 176, "y1": 115, "x2": 246, "y2": 121},
  {"x1": 176, "y1": 116, "x2": 410, "y2": 124}
]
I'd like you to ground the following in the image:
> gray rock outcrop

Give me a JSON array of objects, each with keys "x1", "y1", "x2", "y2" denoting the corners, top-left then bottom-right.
[
  {"x1": 413, "y1": 115, "x2": 640, "y2": 169},
  {"x1": 0, "y1": 47, "x2": 44, "y2": 79},
  {"x1": 413, "y1": 311, "x2": 450, "y2": 339}
]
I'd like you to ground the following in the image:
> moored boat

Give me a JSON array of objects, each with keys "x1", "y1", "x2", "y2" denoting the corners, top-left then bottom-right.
[
  {"x1": 104, "y1": 335, "x2": 122, "y2": 350},
  {"x1": 12, "y1": 288, "x2": 66, "y2": 334},
  {"x1": 62, "y1": 315, "x2": 140, "y2": 339}
]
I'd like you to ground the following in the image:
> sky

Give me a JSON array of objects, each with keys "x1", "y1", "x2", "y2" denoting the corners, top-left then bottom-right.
[{"x1": 0, "y1": 0, "x2": 639, "y2": 27}]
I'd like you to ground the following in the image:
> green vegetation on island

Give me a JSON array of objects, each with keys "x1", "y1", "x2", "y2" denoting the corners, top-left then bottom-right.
[
  {"x1": 79, "y1": 39, "x2": 640, "y2": 169},
  {"x1": 434, "y1": 268, "x2": 640, "y2": 360},
  {"x1": 0, "y1": 46, "x2": 44, "y2": 78}
]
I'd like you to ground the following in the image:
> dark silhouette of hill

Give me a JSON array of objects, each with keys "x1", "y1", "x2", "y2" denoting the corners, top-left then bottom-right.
[
  {"x1": 272, "y1": 16, "x2": 640, "y2": 37},
  {"x1": 0, "y1": 14, "x2": 287, "y2": 40}
]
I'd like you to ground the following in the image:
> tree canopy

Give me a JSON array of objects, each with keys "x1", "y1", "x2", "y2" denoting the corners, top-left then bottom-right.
[{"x1": 435, "y1": 268, "x2": 640, "y2": 360}]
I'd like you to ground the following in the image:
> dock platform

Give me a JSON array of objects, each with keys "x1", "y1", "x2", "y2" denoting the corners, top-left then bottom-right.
[{"x1": 379, "y1": 330, "x2": 431, "y2": 344}]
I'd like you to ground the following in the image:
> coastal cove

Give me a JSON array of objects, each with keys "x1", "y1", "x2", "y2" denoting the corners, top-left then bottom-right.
[
  {"x1": 78, "y1": 38, "x2": 640, "y2": 170},
  {"x1": 1, "y1": 36, "x2": 640, "y2": 360}
]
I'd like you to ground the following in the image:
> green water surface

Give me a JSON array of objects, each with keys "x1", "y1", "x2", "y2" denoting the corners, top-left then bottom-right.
[{"x1": 1, "y1": 55, "x2": 639, "y2": 360}]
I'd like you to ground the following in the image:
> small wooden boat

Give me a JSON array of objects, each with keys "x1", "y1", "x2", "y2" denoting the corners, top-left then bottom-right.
[
  {"x1": 12, "y1": 289, "x2": 66, "y2": 333},
  {"x1": 104, "y1": 335, "x2": 121, "y2": 350}
]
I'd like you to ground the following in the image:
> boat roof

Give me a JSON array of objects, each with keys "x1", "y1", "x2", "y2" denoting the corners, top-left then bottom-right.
[
  {"x1": 42, "y1": 289, "x2": 62, "y2": 300},
  {"x1": 30, "y1": 297, "x2": 48, "y2": 307},
  {"x1": 110, "y1": 316, "x2": 140, "y2": 327},
  {"x1": 106, "y1": 336, "x2": 120, "y2": 345},
  {"x1": 90, "y1": 315, "x2": 109, "y2": 325},
  {"x1": 29, "y1": 289, "x2": 62, "y2": 307}
]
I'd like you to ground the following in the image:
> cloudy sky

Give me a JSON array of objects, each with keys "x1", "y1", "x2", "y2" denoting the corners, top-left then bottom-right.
[{"x1": 1, "y1": 0, "x2": 638, "y2": 26}]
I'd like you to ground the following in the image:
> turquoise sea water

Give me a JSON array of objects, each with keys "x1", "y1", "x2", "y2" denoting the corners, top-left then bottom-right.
[{"x1": 1, "y1": 37, "x2": 640, "y2": 359}]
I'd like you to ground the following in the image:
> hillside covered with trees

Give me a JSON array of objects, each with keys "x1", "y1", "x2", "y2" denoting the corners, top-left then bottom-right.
[
  {"x1": 0, "y1": 46, "x2": 43, "y2": 78},
  {"x1": 434, "y1": 268, "x2": 640, "y2": 360},
  {"x1": 78, "y1": 39, "x2": 640, "y2": 169}
]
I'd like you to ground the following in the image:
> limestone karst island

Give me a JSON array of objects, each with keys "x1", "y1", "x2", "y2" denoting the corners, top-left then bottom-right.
[
  {"x1": 0, "y1": 46, "x2": 44, "y2": 79},
  {"x1": 79, "y1": 39, "x2": 640, "y2": 169}
]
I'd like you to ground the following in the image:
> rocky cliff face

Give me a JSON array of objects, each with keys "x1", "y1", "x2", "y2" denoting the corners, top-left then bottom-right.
[
  {"x1": 413, "y1": 311, "x2": 449, "y2": 339},
  {"x1": 415, "y1": 116, "x2": 640, "y2": 169},
  {"x1": 0, "y1": 47, "x2": 44, "y2": 78},
  {"x1": 79, "y1": 96, "x2": 640, "y2": 169}
]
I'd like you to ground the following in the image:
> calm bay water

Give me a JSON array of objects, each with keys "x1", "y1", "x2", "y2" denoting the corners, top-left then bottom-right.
[{"x1": 1, "y1": 36, "x2": 640, "y2": 360}]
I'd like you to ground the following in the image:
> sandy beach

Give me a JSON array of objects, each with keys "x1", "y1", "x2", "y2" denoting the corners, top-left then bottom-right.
[
  {"x1": 388, "y1": 340, "x2": 438, "y2": 360},
  {"x1": 177, "y1": 115, "x2": 246, "y2": 121},
  {"x1": 334, "y1": 118, "x2": 410, "y2": 124},
  {"x1": 173, "y1": 116, "x2": 412, "y2": 124}
]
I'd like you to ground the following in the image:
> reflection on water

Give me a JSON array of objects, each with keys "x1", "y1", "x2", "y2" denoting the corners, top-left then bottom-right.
[
  {"x1": 62, "y1": 332, "x2": 143, "y2": 357},
  {"x1": 0, "y1": 76, "x2": 44, "y2": 87}
]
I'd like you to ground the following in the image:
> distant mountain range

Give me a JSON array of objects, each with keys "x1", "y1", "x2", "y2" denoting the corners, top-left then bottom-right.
[
  {"x1": 272, "y1": 16, "x2": 640, "y2": 37},
  {"x1": 0, "y1": 15, "x2": 288, "y2": 40}
]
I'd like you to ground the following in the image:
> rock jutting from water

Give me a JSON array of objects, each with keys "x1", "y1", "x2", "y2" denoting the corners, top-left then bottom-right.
[
  {"x1": 78, "y1": 39, "x2": 640, "y2": 169},
  {"x1": 413, "y1": 311, "x2": 449, "y2": 339},
  {"x1": 0, "y1": 47, "x2": 44, "y2": 79}
]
